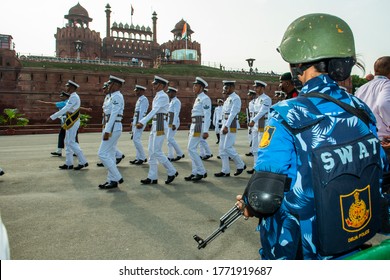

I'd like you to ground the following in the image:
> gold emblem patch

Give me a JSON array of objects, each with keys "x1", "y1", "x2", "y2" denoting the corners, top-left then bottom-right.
[
  {"x1": 340, "y1": 186, "x2": 371, "y2": 233},
  {"x1": 259, "y1": 126, "x2": 276, "y2": 148}
]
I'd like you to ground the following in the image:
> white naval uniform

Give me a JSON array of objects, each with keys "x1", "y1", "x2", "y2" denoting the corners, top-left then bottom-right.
[
  {"x1": 355, "y1": 75, "x2": 390, "y2": 139},
  {"x1": 213, "y1": 105, "x2": 223, "y2": 134},
  {"x1": 167, "y1": 96, "x2": 184, "y2": 159},
  {"x1": 102, "y1": 93, "x2": 124, "y2": 160},
  {"x1": 139, "y1": 90, "x2": 176, "y2": 180},
  {"x1": 250, "y1": 93, "x2": 272, "y2": 168},
  {"x1": 187, "y1": 92, "x2": 211, "y2": 176},
  {"x1": 98, "y1": 90, "x2": 124, "y2": 182},
  {"x1": 50, "y1": 92, "x2": 88, "y2": 166},
  {"x1": 247, "y1": 99, "x2": 255, "y2": 146},
  {"x1": 132, "y1": 95, "x2": 149, "y2": 161},
  {"x1": 219, "y1": 92, "x2": 245, "y2": 173},
  {"x1": 0, "y1": 215, "x2": 10, "y2": 260}
]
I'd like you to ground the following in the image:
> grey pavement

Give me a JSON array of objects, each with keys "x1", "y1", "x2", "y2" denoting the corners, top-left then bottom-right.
[{"x1": 0, "y1": 130, "x2": 388, "y2": 260}]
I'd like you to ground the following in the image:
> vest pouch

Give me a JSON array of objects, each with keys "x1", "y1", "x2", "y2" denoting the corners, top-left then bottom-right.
[{"x1": 311, "y1": 134, "x2": 382, "y2": 256}]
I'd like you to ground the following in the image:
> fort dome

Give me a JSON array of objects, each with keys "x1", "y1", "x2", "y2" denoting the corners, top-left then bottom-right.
[{"x1": 68, "y1": 3, "x2": 89, "y2": 18}]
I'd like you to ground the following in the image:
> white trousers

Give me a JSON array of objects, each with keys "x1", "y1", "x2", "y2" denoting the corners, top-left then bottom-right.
[
  {"x1": 219, "y1": 131, "x2": 245, "y2": 173},
  {"x1": 64, "y1": 120, "x2": 87, "y2": 166},
  {"x1": 147, "y1": 131, "x2": 176, "y2": 180},
  {"x1": 115, "y1": 149, "x2": 124, "y2": 159},
  {"x1": 199, "y1": 138, "x2": 212, "y2": 157},
  {"x1": 132, "y1": 128, "x2": 146, "y2": 160},
  {"x1": 98, "y1": 130, "x2": 122, "y2": 182},
  {"x1": 251, "y1": 129, "x2": 263, "y2": 168},
  {"x1": 187, "y1": 131, "x2": 206, "y2": 176},
  {"x1": 167, "y1": 128, "x2": 184, "y2": 158}
]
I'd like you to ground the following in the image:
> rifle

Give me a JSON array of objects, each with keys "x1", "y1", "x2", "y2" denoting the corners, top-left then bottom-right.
[{"x1": 193, "y1": 204, "x2": 245, "y2": 249}]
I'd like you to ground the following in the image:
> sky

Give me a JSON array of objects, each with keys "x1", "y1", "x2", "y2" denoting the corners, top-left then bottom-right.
[{"x1": 2, "y1": 0, "x2": 389, "y2": 76}]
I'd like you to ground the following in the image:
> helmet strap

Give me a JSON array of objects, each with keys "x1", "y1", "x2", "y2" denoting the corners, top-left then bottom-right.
[{"x1": 290, "y1": 63, "x2": 313, "y2": 90}]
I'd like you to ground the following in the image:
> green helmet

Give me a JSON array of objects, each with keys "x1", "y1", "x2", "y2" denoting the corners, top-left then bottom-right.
[{"x1": 278, "y1": 13, "x2": 355, "y2": 64}]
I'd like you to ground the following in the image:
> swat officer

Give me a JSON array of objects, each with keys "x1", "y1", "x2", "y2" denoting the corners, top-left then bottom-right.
[
  {"x1": 166, "y1": 86, "x2": 185, "y2": 162},
  {"x1": 129, "y1": 85, "x2": 149, "y2": 165},
  {"x1": 279, "y1": 72, "x2": 299, "y2": 99},
  {"x1": 247, "y1": 81, "x2": 272, "y2": 174},
  {"x1": 137, "y1": 76, "x2": 178, "y2": 185},
  {"x1": 215, "y1": 81, "x2": 246, "y2": 177},
  {"x1": 98, "y1": 75, "x2": 125, "y2": 189},
  {"x1": 184, "y1": 77, "x2": 211, "y2": 182},
  {"x1": 236, "y1": 13, "x2": 387, "y2": 260},
  {"x1": 47, "y1": 80, "x2": 88, "y2": 170}
]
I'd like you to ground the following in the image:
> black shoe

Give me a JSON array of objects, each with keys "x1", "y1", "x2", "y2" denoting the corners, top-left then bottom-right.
[
  {"x1": 201, "y1": 154, "x2": 213, "y2": 160},
  {"x1": 0, "y1": 170, "x2": 4, "y2": 176},
  {"x1": 129, "y1": 159, "x2": 138, "y2": 164},
  {"x1": 234, "y1": 165, "x2": 247, "y2": 176},
  {"x1": 74, "y1": 163, "x2": 89, "y2": 170},
  {"x1": 246, "y1": 169, "x2": 255, "y2": 174},
  {"x1": 116, "y1": 154, "x2": 125, "y2": 164},
  {"x1": 135, "y1": 159, "x2": 147, "y2": 165},
  {"x1": 98, "y1": 181, "x2": 118, "y2": 189},
  {"x1": 51, "y1": 152, "x2": 62, "y2": 157},
  {"x1": 168, "y1": 158, "x2": 174, "y2": 162},
  {"x1": 96, "y1": 162, "x2": 104, "y2": 167},
  {"x1": 184, "y1": 174, "x2": 195, "y2": 181},
  {"x1": 165, "y1": 171, "x2": 179, "y2": 184},
  {"x1": 59, "y1": 164, "x2": 73, "y2": 170},
  {"x1": 173, "y1": 154, "x2": 185, "y2": 162},
  {"x1": 245, "y1": 152, "x2": 253, "y2": 157},
  {"x1": 214, "y1": 172, "x2": 230, "y2": 177},
  {"x1": 192, "y1": 173, "x2": 207, "y2": 181},
  {"x1": 118, "y1": 178, "x2": 124, "y2": 184},
  {"x1": 98, "y1": 182, "x2": 109, "y2": 188},
  {"x1": 216, "y1": 141, "x2": 219, "y2": 144},
  {"x1": 140, "y1": 178, "x2": 158, "y2": 184},
  {"x1": 217, "y1": 156, "x2": 221, "y2": 159}
]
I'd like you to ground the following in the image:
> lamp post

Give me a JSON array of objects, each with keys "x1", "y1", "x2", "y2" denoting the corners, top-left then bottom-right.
[
  {"x1": 246, "y1": 58, "x2": 255, "y2": 74},
  {"x1": 74, "y1": 40, "x2": 83, "y2": 61}
]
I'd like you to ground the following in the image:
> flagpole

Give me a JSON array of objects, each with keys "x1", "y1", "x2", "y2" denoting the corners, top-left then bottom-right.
[{"x1": 131, "y1": 4, "x2": 134, "y2": 25}]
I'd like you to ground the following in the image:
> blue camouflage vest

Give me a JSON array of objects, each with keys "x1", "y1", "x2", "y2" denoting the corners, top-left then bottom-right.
[{"x1": 275, "y1": 92, "x2": 382, "y2": 256}]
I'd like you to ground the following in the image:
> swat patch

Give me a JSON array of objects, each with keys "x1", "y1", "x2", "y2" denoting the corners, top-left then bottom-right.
[
  {"x1": 259, "y1": 126, "x2": 275, "y2": 148},
  {"x1": 340, "y1": 186, "x2": 372, "y2": 232}
]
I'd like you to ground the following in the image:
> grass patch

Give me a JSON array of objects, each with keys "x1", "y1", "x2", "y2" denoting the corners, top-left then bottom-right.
[{"x1": 21, "y1": 60, "x2": 279, "y2": 82}]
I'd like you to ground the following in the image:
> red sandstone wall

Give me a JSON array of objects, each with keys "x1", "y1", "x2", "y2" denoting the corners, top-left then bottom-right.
[{"x1": 0, "y1": 66, "x2": 282, "y2": 132}]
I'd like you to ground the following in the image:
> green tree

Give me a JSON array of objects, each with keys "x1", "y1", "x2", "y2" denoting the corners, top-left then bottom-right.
[{"x1": 351, "y1": 75, "x2": 369, "y2": 94}]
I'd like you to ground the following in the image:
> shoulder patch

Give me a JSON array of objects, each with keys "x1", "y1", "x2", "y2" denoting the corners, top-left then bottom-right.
[{"x1": 259, "y1": 126, "x2": 276, "y2": 148}]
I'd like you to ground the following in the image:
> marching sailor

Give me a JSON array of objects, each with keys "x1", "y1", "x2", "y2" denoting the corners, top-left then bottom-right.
[
  {"x1": 97, "y1": 75, "x2": 125, "y2": 189},
  {"x1": 47, "y1": 80, "x2": 88, "y2": 170}
]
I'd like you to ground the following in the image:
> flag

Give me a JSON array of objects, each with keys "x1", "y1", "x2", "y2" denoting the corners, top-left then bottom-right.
[
  {"x1": 131, "y1": 5, "x2": 134, "y2": 16},
  {"x1": 182, "y1": 22, "x2": 187, "y2": 40}
]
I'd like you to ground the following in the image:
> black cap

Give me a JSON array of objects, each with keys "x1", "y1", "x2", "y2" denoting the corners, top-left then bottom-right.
[{"x1": 280, "y1": 72, "x2": 292, "y2": 81}]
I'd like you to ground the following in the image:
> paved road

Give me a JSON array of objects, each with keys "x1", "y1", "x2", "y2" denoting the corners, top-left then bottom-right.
[{"x1": 0, "y1": 130, "x2": 388, "y2": 259}]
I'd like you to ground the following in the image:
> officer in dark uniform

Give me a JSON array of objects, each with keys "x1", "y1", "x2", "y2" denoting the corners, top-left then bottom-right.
[{"x1": 279, "y1": 72, "x2": 299, "y2": 99}]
